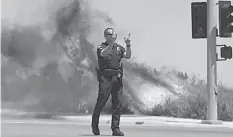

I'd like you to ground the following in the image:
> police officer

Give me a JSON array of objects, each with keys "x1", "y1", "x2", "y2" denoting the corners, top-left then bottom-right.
[{"x1": 92, "y1": 28, "x2": 131, "y2": 136}]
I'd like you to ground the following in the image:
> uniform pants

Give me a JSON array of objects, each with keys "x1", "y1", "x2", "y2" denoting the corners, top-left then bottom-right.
[{"x1": 92, "y1": 75, "x2": 123, "y2": 130}]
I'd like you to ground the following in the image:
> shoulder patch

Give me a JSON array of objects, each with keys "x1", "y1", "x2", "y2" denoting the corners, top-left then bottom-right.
[
  {"x1": 97, "y1": 43, "x2": 107, "y2": 49},
  {"x1": 97, "y1": 44, "x2": 102, "y2": 49}
]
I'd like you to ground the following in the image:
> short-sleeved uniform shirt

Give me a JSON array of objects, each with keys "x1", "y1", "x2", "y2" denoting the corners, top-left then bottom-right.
[{"x1": 97, "y1": 42, "x2": 126, "y2": 71}]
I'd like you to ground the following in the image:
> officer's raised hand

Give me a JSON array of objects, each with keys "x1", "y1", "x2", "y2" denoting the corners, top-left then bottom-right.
[
  {"x1": 124, "y1": 33, "x2": 131, "y2": 46},
  {"x1": 122, "y1": 33, "x2": 132, "y2": 59}
]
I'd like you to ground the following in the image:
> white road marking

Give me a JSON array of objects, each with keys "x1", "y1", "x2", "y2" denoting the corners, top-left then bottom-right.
[{"x1": 1, "y1": 120, "x2": 89, "y2": 125}]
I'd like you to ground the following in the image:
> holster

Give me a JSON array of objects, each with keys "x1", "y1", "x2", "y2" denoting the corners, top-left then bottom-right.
[{"x1": 102, "y1": 69, "x2": 122, "y2": 77}]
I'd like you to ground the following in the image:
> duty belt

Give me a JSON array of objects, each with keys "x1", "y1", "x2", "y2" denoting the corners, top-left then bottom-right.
[{"x1": 95, "y1": 68, "x2": 122, "y2": 80}]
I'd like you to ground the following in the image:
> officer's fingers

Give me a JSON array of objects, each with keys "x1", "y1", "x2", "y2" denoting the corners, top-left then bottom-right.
[
  {"x1": 128, "y1": 33, "x2": 131, "y2": 37},
  {"x1": 124, "y1": 37, "x2": 126, "y2": 41}
]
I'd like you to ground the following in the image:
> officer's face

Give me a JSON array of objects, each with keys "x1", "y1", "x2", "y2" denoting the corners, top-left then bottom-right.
[{"x1": 105, "y1": 29, "x2": 117, "y2": 43}]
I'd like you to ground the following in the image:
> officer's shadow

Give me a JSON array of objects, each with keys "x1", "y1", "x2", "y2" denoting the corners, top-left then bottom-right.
[{"x1": 79, "y1": 134, "x2": 111, "y2": 136}]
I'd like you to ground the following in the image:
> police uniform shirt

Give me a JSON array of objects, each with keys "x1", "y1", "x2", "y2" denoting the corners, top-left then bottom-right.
[{"x1": 97, "y1": 42, "x2": 126, "y2": 71}]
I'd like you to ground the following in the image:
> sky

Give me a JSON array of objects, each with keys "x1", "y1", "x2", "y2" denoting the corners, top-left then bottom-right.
[
  {"x1": 1, "y1": 0, "x2": 233, "y2": 88},
  {"x1": 89, "y1": 0, "x2": 233, "y2": 88}
]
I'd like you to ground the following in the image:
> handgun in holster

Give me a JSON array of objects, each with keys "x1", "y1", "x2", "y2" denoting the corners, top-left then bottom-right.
[{"x1": 95, "y1": 68, "x2": 102, "y2": 81}]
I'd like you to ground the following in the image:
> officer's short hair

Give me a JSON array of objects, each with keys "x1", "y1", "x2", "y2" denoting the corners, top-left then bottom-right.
[{"x1": 104, "y1": 28, "x2": 114, "y2": 36}]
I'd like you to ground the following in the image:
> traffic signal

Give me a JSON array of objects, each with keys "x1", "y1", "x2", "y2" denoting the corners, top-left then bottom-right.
[
  {"x1": 220, "y1": 46, "x2": 232, "y2": 59},
  {"x1": 218, "y1": 1, "x2": 233, "y2": 37},
  {"x1": 191, "y1": 2, "x2": 207, "y2": 39}
]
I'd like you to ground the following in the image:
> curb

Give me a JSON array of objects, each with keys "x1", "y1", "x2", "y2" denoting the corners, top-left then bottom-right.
[
  {"x1": 1, "y1": 111, "x2": 65, "y2": 120},
  {"x1": 202, "y1": 120, "x2": 223, "y2": 125},
  {"x1": 2, "y1": 111, "x2": 233, "y2": 128},
  {"x1": 60, "y1": 115, "x2": 233, "y2": 128}
]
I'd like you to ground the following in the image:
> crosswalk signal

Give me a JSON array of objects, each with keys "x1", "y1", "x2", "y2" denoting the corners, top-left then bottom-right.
[
  {"x1": 218, "y1": 1, "x2": 233, "y2": 38},
  {"x1": 191, "y1": 2, "x2": 207, "y2": 39},
  {"x1": 221, "y1": 46, "x2": 232, "y2": 59}
]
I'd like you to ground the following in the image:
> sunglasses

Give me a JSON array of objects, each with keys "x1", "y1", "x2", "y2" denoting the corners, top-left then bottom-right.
[{"x1": 105, "y1": 33, "x2": 117, "y2": 37}]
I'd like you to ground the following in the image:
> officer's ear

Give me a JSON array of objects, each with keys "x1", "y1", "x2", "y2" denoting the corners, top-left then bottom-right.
[{"x1": 104, "y1": 34, "x2": 107, "y2": 39}]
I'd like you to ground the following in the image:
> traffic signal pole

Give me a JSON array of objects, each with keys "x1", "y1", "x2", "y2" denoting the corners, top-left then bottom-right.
[
  {"x1": 192, "y1": 1, "x2": 231, "y2": 124},
  {"x1": 206, "y1": 0, "x2": 218, "y2": 122}
]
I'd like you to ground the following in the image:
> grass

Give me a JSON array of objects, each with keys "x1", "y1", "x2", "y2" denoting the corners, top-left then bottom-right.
[{"x1": 150, "y1": 76, "x2": 233, "y2": 121}]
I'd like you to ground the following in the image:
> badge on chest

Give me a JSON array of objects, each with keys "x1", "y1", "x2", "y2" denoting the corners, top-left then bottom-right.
[
  {"x1": 112, "y1": 46, "x2": 121, "y2": 56},
  {"x1": 116, "y1": 46, "x2": 121, "y2": 52}
]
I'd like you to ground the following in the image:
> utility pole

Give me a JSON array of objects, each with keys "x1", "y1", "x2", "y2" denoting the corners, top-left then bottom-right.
[{"x1": 206, "y1": 0, "x2": 218, "y2": 122}]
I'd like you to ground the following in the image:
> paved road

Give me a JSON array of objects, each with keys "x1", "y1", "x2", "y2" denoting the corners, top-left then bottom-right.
[{"x1": 1, "y1": 118, "x2": 233, "y2": 137}]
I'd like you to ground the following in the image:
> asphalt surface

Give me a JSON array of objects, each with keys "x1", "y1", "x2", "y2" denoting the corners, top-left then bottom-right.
[{"x1": 1, "y1": 118, "x2": 233, "y2": 137}]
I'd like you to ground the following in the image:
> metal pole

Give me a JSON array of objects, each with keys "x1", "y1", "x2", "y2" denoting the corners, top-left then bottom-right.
[{"x1": 206, "y1": 0, "x2": 218, "y2": 121}]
